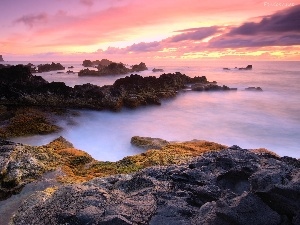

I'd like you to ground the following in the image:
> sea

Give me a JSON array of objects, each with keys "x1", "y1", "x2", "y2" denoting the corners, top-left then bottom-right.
[{"x1": 1, "y1": 60, "x2": 299, "y2": 161}]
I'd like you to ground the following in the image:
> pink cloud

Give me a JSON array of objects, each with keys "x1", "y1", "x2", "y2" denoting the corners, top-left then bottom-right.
[{"x1": 80, "y1": 0, "x2": 94, "y2": 6}]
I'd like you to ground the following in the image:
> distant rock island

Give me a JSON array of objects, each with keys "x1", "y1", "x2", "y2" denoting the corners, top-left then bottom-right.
[
  {"x1": 152, "y1": 68, "x2": 164, "y2": 72},
  {"x1": 0, "y1": 55, "x2": 4, "y2": 61},
  {"x1": 34, "y1": 62, "x2": 65, "y2": 73},
  {"x1": 79, "y1": 59, "x2": 148, "y2": 76},
  {"x1": 223, "y1": 65, "x2": 253, "y2": 70}
]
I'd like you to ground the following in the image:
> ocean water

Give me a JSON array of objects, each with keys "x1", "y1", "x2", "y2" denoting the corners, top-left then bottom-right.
[{"x1": 4, "y1": 60, "x2": 300, "y2": 160}]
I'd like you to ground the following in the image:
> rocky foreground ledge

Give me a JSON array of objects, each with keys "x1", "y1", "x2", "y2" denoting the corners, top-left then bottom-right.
[{"x1": 0, "y1": 137, "x2": 299, "y2": 225}]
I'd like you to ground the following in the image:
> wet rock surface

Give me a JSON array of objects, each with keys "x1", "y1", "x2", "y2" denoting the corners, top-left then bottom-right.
[
  {"x1": 10, "y1": 147, "x2": 300, "y2": 225},
  {"x1": 131, "y1": 136, "x2": 170, "y2": 149}
]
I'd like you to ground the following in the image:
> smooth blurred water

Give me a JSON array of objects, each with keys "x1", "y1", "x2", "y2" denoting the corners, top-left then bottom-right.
[{"x1": 6, "y1": 60, "x2": 300, "y2": 160}]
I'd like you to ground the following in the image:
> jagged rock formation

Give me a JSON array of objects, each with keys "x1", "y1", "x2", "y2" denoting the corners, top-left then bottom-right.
[
  {"x1": 0, "y1": 65, "x2": 235, "y2": 111},
  {"x1": 79, "y1": 62, "x2": 148, "y2": 76},
  {"x1": 34, "y1": 62, "x2": 65, "y2": 73},
  {"x1": 0, "y1": 55, "x2": 4, "y2": 61},
  {"x1": 82, "y1": 59, "x2": 114, "y2": 67},
  {"x1": 0, "y1": 137, "x2": 92, "y2": 201},
  {"x1": 131, "y1": 62, "x2": 148, "y2": 72},
  {"x1": 9, "y1": 145, "x2": 300, "y2": 225}
]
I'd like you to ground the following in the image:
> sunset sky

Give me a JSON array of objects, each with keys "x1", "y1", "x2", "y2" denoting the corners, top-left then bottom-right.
[{"x1": 1, "y1": 0, "x2": 300, "y2": 62}]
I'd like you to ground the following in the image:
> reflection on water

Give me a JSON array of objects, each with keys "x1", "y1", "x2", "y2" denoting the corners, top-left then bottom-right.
[{"x1": 9, "y1": 61, "x2": 300, "y2": 160}]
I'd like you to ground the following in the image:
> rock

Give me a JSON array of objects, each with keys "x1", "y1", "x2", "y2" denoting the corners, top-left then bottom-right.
[
  {"x1": 239, "y1": 65, "x2": 252, "y2": 70},
  {"x1": 223, "y1": 67, "x2": 230, "y2": 70},
  {"x1": 79, "y1": 61, "x2": 147, "y2": 76},
  {"x1": 191, "y1": 83, "x2": 233, "y2": 91},
  {"x1": 68, "y1": 66, "x2": 74, "y2": 69},
  {"x1": 82, "y1": 59, "x2": 114, "y2": 67},
  {"x1": 0, "y1": 65, "x2": 235, "y2": 112},
  {"x1": 131, "y1": 136, "x2": 170, "y2": 149},
  {"x1": 82, "y1": 59, "x2": 93, "y2": 67},
  {"x1": 10, "y1": 147, "x2": 300, "y2": 225},
  {"x1": 36, "y1": 62, "x2": 65, "y2": 73},
  {"x1": 0, "y1": 55, "x2": 4, "y2": 61},
  {"x1": 152, "y1": 68, "x2": 164, "y2": 72},
  {"x1": 66, "y1": 70, "x2": 75, "y2": 74},
  {"x1": 131, "y1": 62, "x2": 148, "y2": 72},
  {"x1": 245, "y1": 87, "x2": 263, "y2": 91}
]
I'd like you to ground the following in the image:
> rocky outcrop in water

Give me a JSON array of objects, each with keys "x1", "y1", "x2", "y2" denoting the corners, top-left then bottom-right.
[
  {"x1": 191, "y1": 82, "x2": 236, "y2": 91},
  {"x1": 152, "y1": 68, "x2": 164, "y2": 72},
  {"x1": 79, "y1": 62, "x2": 148, "y2": 76},
  {"x1": 82, "y1": 59, "x2": 114, "y2": 67},
  {"x1": 239, "y1": 65, "x2": 252, "y2": 70},
  {"x1": 9, "y1": 145, "x2": 300, "y2": 225},
  {"x1": 245, "y1": 87, "x2": 263, "y2": 91},
  {"x1": 0, "y1": 65, "x2": 234, "y2": 111},
  {"x1": 35, "y1": 62, "x2": 65, "y2": 73},
  {"x1": 131, "y1": 62, "x2": 148, "y2": 72},
  {"x1": 0, "y1": 55, "x2": 4, "y2": 61}
]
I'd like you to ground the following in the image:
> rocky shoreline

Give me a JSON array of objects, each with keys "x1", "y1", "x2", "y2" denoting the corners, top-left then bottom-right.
[
  {"x1": 0, "y1": 65, "x2": 234, "y2": 111},
  {"x1": 0, "y1": 65, "x2": 238, "y2": 138},
  {"x1": 0, "y1": 136, "x2": 299, "y2": 225}
]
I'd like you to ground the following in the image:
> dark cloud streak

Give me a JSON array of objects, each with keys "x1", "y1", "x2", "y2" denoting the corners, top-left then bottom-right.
[
  {"x1": 229, "y1": 5, "x2": 300, "y2": 35},
  {"x1": 210, "y1": 5, "x2": 300, "y2": 48},
  {"x1": 14, "y1": 13, "x2": 48, "y2": 28}
]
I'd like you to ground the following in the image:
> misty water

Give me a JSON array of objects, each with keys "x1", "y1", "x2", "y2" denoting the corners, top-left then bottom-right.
[{"x1": 7, "y1": 61, "x2": 300, "y2": 160}]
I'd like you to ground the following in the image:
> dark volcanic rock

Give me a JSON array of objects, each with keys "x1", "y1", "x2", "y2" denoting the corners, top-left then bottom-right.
[
  {"x1": 152, "y1": 68, "x2": 164, "y2": 72},
  {"x1": 0, "y1": 65, "x2": 235, "y2": 111},
  {"x1": 36, "y1": 62, "x2": 65, "y2": 73},
  {"x1": 245, "y1": 87, "x2": 263, "y2": 91},
  {"x1": 79, "y1": 62, "x2": 147, "y2": 76},
  {"x1": 239, "y1": 65, "x2": 252, "y2": 70},
  {"x1": 10, "y1": 148, "x2": 300, "y2": 225},
  {"x1": 131, "y1": 62, "x2": 148, "y2": 72},
  {"x1": 82, "y1": 59, "x2": 113, "y2": 67},
  {"x1": 0, "y1": 55, "x2": 4, "y2": 61}
]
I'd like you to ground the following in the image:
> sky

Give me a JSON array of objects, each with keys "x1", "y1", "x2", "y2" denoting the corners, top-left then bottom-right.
[{"x1": 0, "y1": 0, "x2": 300, "y2": 62}]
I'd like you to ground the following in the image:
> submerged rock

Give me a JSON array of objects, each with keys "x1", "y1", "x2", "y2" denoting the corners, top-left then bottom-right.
[
  {"x1": 152, "y1": 68, "x2": 164, "y2": 72},
  {"x1": 245, "y1": 87, "x2": 263, "y2": 91},
  {"x1": 239, "y1": 65, "x2": 253, "y2": 70},
  {"x1": 9, "y1": 146, "x2": 299, "y2": 225}
]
